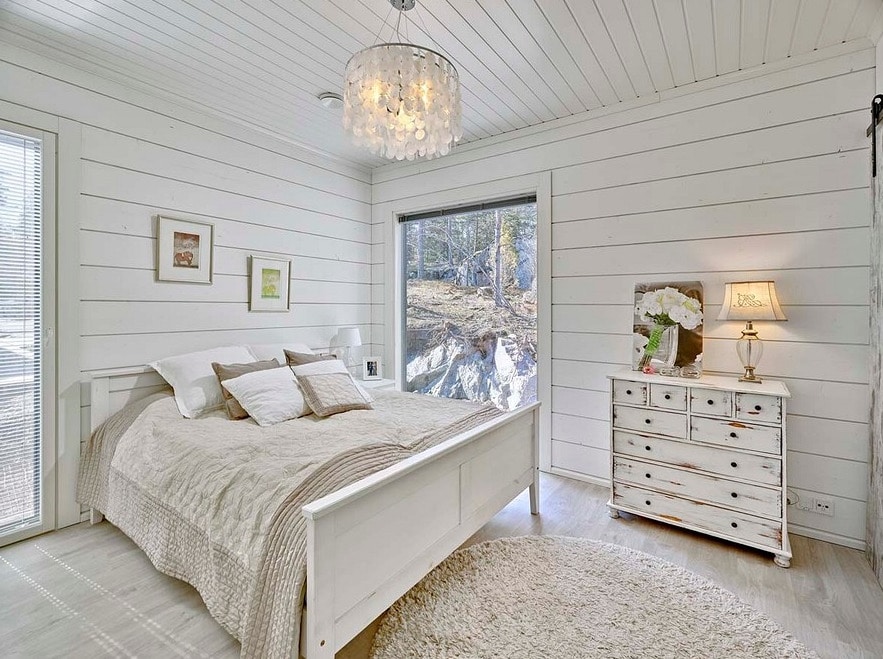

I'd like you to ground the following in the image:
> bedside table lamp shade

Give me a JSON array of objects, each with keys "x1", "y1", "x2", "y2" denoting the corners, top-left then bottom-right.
[
  {"x1": 337, "y1": 327, "x2": 362, "y2": 367},
  {"x1": 717, "y1": 281, "x2": 787, "y2": 383}
]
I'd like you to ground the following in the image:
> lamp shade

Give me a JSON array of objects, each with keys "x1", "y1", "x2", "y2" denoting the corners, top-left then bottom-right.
[
  {"x1": 717, "y1": 281, "x2": 787, "y2": 322},
  {"x1": 337, "y1": 327, "x2": 362, "y2": 347}
]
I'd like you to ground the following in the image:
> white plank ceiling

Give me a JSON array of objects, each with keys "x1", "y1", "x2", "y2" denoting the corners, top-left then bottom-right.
[{"x1": 1, "y1": 0, "x2": 881, "y2": 169}]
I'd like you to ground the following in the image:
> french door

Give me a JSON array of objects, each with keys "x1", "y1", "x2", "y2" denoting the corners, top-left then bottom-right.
[{"x1": 0, "y1": 120, "x2": 56, "y2": 546}]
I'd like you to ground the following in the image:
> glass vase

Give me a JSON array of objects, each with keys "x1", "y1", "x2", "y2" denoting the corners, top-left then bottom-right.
[{"x1": 637, "y1": 323, "x2": 678, "y2": 370}]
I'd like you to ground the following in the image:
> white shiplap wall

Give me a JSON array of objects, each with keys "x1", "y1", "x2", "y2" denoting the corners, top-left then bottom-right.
[
  {"x1": 0, "y1": 42, "x2": 374, "y2": 521},
  {"x1": 373, "y1": 44, "x2": 874, "y2": 549}
]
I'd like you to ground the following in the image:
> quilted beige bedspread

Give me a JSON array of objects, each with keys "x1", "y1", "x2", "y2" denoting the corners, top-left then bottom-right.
[{"x1": 77, "y1": 390, "x2": 502, "y2": 658}]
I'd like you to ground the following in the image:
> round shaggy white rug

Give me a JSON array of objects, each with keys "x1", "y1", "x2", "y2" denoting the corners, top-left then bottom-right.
[{"x1": 370, "y1": 536, "x2": 818, "y2": 659}]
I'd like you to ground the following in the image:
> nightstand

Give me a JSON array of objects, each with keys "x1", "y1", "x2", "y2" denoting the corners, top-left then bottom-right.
[{"x1": 359, "y1": 378, "x2": 396, "y2": 391}]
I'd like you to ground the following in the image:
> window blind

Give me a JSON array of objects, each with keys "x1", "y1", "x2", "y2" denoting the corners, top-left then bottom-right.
[
  {"x1": 398, "y1": 195, "x2": 537, "y2": 224},
  {"x1": 0, "y1": 129, "x2": 43, "y2": 536}
]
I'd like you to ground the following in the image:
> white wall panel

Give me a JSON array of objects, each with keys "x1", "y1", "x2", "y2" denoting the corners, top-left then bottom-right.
[{"x1": 372, "y1": 47, "x2": 874, "y2": 547}]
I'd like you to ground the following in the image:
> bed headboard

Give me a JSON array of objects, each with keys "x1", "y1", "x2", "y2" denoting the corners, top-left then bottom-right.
[{"x1": 86, "y1": 366, "x2": 169, "y2": 432}]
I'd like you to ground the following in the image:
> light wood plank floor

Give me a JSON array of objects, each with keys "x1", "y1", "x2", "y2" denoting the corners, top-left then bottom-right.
[{"x1": 2, "y1": 473, "x2": 882, "y2": 658}]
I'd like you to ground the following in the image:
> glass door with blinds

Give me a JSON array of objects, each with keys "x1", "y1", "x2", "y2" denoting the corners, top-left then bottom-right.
[{"x1": 0, "y1": 122, "x2": 55, "y2": 545}]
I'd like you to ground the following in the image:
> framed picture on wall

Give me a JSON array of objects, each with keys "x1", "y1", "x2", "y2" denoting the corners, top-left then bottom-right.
[
  {"x1": 156, "y1": 216, "x2": 214, "y2": 284},
  {"x1": 249, "y1": 256, "x2": 291, "y2": 312},
  {"x1": 362, "y1": 356, "x2": 382, "y2": 381}
]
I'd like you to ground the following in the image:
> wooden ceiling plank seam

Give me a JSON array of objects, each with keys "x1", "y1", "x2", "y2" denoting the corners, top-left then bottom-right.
[
  {"x1": 713, "y1": 0, "x2": 742, "y2": 75},
  {"x1": 683, "y1": 0, "x2": 717, "y2": 81},
  {"x1": 790, "y1": 0, "x2": 832, "y2": 55},
  {"x1": 0, "y1": 22, "x2": 379, "y2": 174},
  {"x1": 845, "y1": 0, "x2": 882, "y2": 41},
  {"x1": 652, "y1": 0, "x2": 697, "y2": 85},
  {"x1": 133, "y1": 0, "x2": 346, "y2": 100},
  {"x1": 538, "y1": 0, "x2": 622, "y2": 104},
  {"x1": 1, "y1": 3, "x2": 336, "y2": 136},
  {"x1": 624, "y1": 0, "x2": 676, "y2": 91},
  {"x1": 0, "y1": 8, "x2": 373, "y2": 169},
  {"x1": 407, "y1": 0, "x2": 546, "y2": 126},
  {"x1": 19, "y1": 0, "x2": 344, "y2": 127},
  {"x1": 763, "y1": 0, "x2": 800, "y2": 63},
  {"x1": 816, "y1": 0, "x2": 861, "y2": 48},
  {"x1": 474, "y1": 0, "x2": 586, "y2": 115},
  {"x1": 202, "y1": 0, "x2": 352, "y2": 74},
  {"x1": 344, "y1": 0, "x2": 524, "y2": 134},
  {"x1": 594, "y1": 0, "x2": 656, "y2": 96},
  {"x1": 257, "y1": 0, "x2": 364, "y2": 60},
  {"x1": 740, "y1": 0, "x2": 771, "y2": 68},
  {"x1": 510, "y1": 0, "x2": 607, "y2": 108},
  {"x1": 565, "y1": 0, "x2": 637, "y2": 100},
  {"x1": 441, "y1": 0, "x2": 564, "y2": 120},
  {"x1": 867, "y1": 2, "x2": 883, "y2": 43}
]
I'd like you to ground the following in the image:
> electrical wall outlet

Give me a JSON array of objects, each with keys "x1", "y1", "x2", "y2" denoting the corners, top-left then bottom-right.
[
  {"x1": 813, "y1": 497, "x2": 834, "y2": 517},
  {"x1": 790, "y1": 493, "x2": 834, "y2": 516}
]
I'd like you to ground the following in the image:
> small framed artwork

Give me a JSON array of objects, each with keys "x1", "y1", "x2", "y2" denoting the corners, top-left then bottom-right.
[
  {"x1": 156, "y1": 216, "x2": 214, "y2": 284},
  {"x1": 249, "y1": 256, "x2": 291, "y2": 312},
  {"x1": 362, "y1": 356, "x2": 382, "y2": 380}
]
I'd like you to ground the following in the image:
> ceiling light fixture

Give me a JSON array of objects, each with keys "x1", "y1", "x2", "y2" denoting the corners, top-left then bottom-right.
[
  {"x1": 318, "y1": 92, "x2": 344, "y2": 109},
  {"x1": 343, "y1": 0, "x2": 462, "y2": 161}
]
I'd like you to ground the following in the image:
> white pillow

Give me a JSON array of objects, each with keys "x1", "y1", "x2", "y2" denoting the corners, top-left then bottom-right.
[
  {"x1": 248, "y1": 342, "x2": 314, "y2": 364},
  {"x1": 222, "y1": 366, "x2": 310, "y2": 427},
  {"x1": 149, "y1": 345, "x2": 256, "y2": 418}
]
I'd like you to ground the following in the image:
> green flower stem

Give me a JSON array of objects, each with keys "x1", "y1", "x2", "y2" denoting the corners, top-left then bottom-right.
[{"x1": 638, "y1": 323, "x2": 673, "y2": 369}]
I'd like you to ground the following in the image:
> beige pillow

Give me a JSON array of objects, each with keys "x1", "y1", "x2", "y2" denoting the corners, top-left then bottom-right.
[
  {"x1": 291, "y1": 359, "x2": 373, "y2": 418},
  {"x1": 212, "y1": 358, "x2": 280, "y2": 419},
  {"x1": 284, "y1": 349, "x2": 335, "y2": 367}
]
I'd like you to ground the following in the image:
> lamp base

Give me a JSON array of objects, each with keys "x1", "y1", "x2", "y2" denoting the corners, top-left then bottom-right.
[{"x1": 738, "y1": 369, "x2": 763, "y2": 384}]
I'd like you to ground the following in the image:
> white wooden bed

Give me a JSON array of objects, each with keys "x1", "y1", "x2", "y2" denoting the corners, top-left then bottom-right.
[{"x1": 86, "y1": 366, "x2": 540, "y2": 658}]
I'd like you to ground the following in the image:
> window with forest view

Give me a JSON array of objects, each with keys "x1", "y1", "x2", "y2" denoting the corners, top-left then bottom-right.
[{"x1": 402, "y1": 198, "x2": 537, "y2": 411}]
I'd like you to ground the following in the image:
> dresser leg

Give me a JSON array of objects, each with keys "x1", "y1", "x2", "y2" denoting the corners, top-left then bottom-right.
[
  {"x1": 607, "y1": 505, "x2": 620, "y2": 519},
  {"x1": 773, "y1": 554, "x2": 791, "y2": 568}
]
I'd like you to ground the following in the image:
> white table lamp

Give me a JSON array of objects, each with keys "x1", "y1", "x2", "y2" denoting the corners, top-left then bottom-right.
[
  {"x1": 717, "y1": 281, "x2": 787, "y2": 383},
  {"x1": 337, "y1": 327, "x2": 362, "y2": 367}
]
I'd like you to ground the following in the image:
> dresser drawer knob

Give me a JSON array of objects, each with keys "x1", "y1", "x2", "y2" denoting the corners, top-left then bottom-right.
[
  {"x1": 664, "y1": 394, "x2": 671, "y2": 400},
  {"x1": 645, "y1": 500, "x2": 651, "y2": 506},
  {"x1": 729, "y1": 432, "x2": 738, "y2": 438},
  {"x1": 645, "y1": 473, "x2": 651, "y2": 479},
  {"x1": 731, "y1": 492, "x2": 738, "y2": 498},
  {"x1": 644, "y1": 418, "x2": 651, "y2": 424},
  {"x1": 645, "y1": 445, "x2": 652, "y2": 451},
  {"x1": 626, "y1": 389, "x2": 632, "y2": 395},
  {"x1": 730, "y1": 461, "x2": 738, "y2": 468},
  {"x1": 707, "y1": 399, "x2": 714, "y2": 405},
  {"x1": 731, "y1": 522, "x2": 738, "y2": 529},
  {"x1": 754, "y1": 404, "x2": 762, "y2": 411}
]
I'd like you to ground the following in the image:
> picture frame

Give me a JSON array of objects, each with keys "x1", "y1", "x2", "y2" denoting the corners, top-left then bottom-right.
[
  {"x1": 632, "y1": 281, "x2": 704, "y2": 376},
  {"x1": 156, "y1": 216, "x2": 214, "y2": 284},
  {"x1": 249, "y1": 256, "x2": 291, "y2": 312},
  {"x1": 362, "y1": 356, "x2": 382, "y2": 381}
]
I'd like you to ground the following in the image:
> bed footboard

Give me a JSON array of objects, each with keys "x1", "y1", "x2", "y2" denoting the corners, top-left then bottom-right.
[{"x1": 301, "y1": 402, "x2": 540, "y2": 658}]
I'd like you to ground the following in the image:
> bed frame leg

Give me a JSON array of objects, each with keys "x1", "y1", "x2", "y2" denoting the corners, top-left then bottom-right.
[
  {"x1": 529, "y1": 479, "x2": 539, "y2": 515},
  {"x1": 90, "y1": 508, "x2": 104, "y2": 525}
]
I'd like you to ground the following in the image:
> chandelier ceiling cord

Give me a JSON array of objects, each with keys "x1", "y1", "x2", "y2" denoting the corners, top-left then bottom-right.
[{"x1": 343, "y1": 0, "x2": 463, "y2": 161}]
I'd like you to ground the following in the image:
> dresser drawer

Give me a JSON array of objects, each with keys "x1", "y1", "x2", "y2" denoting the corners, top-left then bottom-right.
[
  {"x1": 612, "y1": 380, "x2": 647, "y2": 405},
  {"x1": 613, "y1": 405, "x2": 687, "y2": 439},
  {"x1": 613, "y1": 456, "x2": 781, "y2": 518},
  {"x1": 649, "y1": 383, "x2": 687, "y2": 411},
  {"x1": 613, "y1": 483, "x2": 782, "y2": 550},
  {"x1": 690, "y1": 388, "x2": 733, "y2": 417},
  {"x1": 691, "y1": 416, "x2": 781, "y2": 455},
  {"x1": 612, "y1": 431, "x2": 781, "y2": 486},
  {"x1": 736, "y1": 393, "x2": 782, "y2": 424}
]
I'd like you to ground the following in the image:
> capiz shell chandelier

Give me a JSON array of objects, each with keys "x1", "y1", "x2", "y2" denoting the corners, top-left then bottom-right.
[{"x1": 343, "y1": 0, "x2": 463, "y2": 161}]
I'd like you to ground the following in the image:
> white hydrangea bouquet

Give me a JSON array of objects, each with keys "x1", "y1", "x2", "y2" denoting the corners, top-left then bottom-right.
[{"x1": 635, "y1": 286, "x2": 703, "y2": 370}]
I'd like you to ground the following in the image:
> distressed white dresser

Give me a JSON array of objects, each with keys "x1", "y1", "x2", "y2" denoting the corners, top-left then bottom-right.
[{"x1": 607, "y1": 371, "x2": 792, "y2": 567}]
